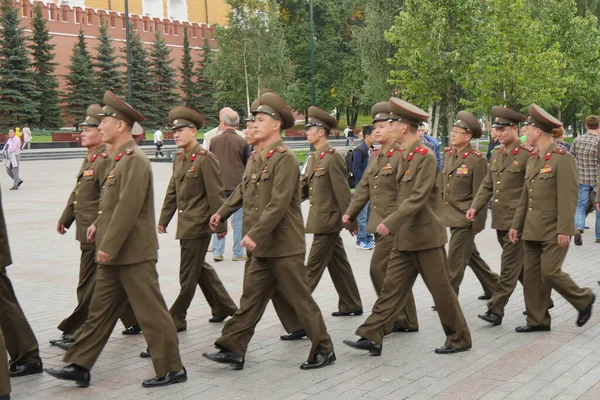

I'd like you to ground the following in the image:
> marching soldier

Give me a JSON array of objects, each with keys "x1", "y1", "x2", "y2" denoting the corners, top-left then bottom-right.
[
  {"x1": 51, "y1": 105, "x2": 138, "y2": 348},
  {"x1": 344, "y1": 98, "x2": 471, "y2": 355},
  {"x1": 203, "y1": 92, "x2": 335, "y2": 370},
  {"x1": 343, "y1": 101, "x2": 419, "y2": 333},
  {"x1": 442, "y1": 111, "x2": 499, "y2": 297},
  {"x1": 46, "y1": 91, "x2": 186, "y2": 388},
  {"x1": 157, "y1": 106, "x2": 238, "y2": 330},
  {"x1": 510, "y1": 104, "x2": 594, "y2": 332}
]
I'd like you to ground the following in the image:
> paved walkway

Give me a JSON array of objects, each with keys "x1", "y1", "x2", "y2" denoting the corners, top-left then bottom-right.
[{"x1": 2, "y1": 158, "x2": 600, "y2": 400}]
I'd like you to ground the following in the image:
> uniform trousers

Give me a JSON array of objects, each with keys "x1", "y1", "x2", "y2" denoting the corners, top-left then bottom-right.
[
  {"x1": 523, "y1": 240, "x2": 593, "y2": 328},
  {"x1": 64, "y1": 261, "x2": 182, "y2": 377},
  {"x1": 216, "y1": 254, "x2": 333, "y2": 361},
  {"x1": 370, "y1": 234, "x2": 419, "y2": 330},
  {"x1": 487, "y1": 230, "x2": 524, "y2": 317},
  {"x1": 0, "y1": 327, "x2": 9, "y2": 397},
  {"x1": 58, "y1": 243, "x2": 137, "y2": 335},
  {"x1": 448, "y1": 227, "x2": 499, "y2": 295},
  {"x1": 357, "y1": 246, "x2": 471, "y2": 349},
  {"x1": 0, "y1": 268, "x2": 41, "y2": 368},
  {"x1": 169, "y1": 237, "x2": 238, "y2": 330}
]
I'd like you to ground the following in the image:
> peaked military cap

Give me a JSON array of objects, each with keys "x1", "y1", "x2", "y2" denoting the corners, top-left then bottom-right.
[
  {"x1": 388, "y1": 98, "x2": 429, "y2": 126},
  {"x1": 305, "y1": 106, "x2": 338, "y2": 131},
  {"x1": 492, "y1": 106, "x2": 526, "y2": 128},
  {"x1": 80, "y1": 104, "x2": 102, "y2": 127},
  {"x1": 453, "y1": 111, "x2": 482, "y2": 138},
  {"x1": 245, "y1": 99, "x2": 261, "y2": 122},
  {"x1": 371, "y1": 102, "x2": 391, "y2": 123},
  {"x1": 253, "y1": 92, "x2": 295, "y2": 130},
  {"x1": 169, "y1": 106, "x2": 205, "y2": 130},
  {"x1": 524, "y1": 104, "x2": 562, "y2": 133},
  {"x1": 98, "y1": 91, "x2": 145, "y2": 127}
]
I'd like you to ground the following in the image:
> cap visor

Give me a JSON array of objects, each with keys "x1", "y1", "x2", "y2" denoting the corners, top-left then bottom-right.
[{"x1": 79, "y1": 122, "x2": 98, "y2": 127}]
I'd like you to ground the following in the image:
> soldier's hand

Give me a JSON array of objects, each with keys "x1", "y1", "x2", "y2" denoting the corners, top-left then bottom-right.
[
  {"x1": 342, "y1": 214, "x2": 352, "y2": 225},
  {"x1": 157, "y1": 226, "x2": 167, "y2": 234},
  {"x1": 474, "y1": 229, "x2": 482, "y2": 235},
  {"x1": 87, "y1": 224, "x2": 97, "y2": 243},
  {"x1": 376, "y1": 224, "x2": 390, "y2": 236},
  {"x1": 57, "y1": 222, "x2": 67, "y2": 235},
  {"x1": 466, "y1": 208, "x2": 477, "y2": 222},
  {"x1": 217, "y1": 232, "x2": 227, "y2": 239},
  {"x1": 209, "y1": 214, "x2": 223, "y2": 231},
  {"x1": 241, "y1": 235, "x2": 257, "y2": 251},
  {"x1": 97, "y1": 250, "x2": 114, "y2": 263},
  {"x1": 508, "y1": 229, "x2": 519, "y2": 243},
  {"x1": 557, "y1": 234, "x2": 571, "y2": 247}
]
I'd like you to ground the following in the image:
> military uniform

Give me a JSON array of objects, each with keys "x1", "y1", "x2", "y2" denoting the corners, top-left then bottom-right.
[
  {"x1": 58, "y1": 92, "x2": 184, "y2": 384},
  {"x1": 56, "y1": 105, "x2": 137, "y2": 340},
  {"x1": 442, "y1": 111, "x2": 499, "y2": 296},
  {"x1": 159, "y1": 107, "x2": 237, "y2": 330},
  {"x1": 0, "y1": 327, "x2": 8, "y2": 398},
  {"x1": 512, "y1": 104, "x2": 594, "y2": 330},
  {"x1": 348, "y1": 98, "x2": 471, "y2": 354},
  {"x1": 470, "y1": 107, "x2": 532, "y2": 321},
  {"x1": 208, "y1": 93, "x2": 334, "y2": 369},
  {"x1": 0, "y1": 190, "x2": 12, "y2": 398},
  {"x1": 345, "y1": 101, "x2": 419, "y2": 331}
]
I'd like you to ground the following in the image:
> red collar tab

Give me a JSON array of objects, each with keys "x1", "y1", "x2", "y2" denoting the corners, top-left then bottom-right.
[
  {"x1": 266, "y1": 149, "x2": 275, "y2": 159},
  {"x1": 544, "y1": 152, "x2": 552, "y2": 161},
  {"x1": 90, "y1": 153, "x2": 98, "y2": 162},
  {"x1": 512, "y1": 147, "x2": 519, "y2": 156},
  {"x1": 461, "y1": 152, "x2": 469, "y2": 159}
]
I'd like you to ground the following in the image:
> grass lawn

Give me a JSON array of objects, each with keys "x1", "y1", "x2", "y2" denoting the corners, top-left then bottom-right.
[
  {"x1": 32, "y1": 135, "x2": 52, "y2": 142},
  {"x1": 295, "y1": 150, "x2": 308, "y2": 163}
]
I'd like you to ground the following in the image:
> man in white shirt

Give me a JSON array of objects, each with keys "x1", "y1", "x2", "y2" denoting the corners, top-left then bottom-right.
[
  {"x1": 154, "y1": 128, "x2": 164, "y2": 158},
  {"x1": 203, "y1": 107, "x2": 245, "y2": 149}
]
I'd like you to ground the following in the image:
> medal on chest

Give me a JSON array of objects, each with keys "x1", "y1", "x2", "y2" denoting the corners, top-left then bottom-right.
[
  {"x1": 381, "y1": 163, "x2": 393, "y2": 171},
  {"x1": 540, "y1": 164, "x2": 552, "y2": 174},
  {"x1": 315, "y1": 164, "x2": 325, "y2": 171},
  {"x1": 187, "y1": 165, "x2": 195, "y2": 173},
  {"x1": 83, "y1": 168, "x2": 94, "y2": 177},
  {"x1": 456, "y1": 164, "x2": 469, "y2": 175}
]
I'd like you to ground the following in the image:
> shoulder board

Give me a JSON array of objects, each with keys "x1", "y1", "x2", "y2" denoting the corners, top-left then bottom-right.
[
  {"x1": 519, "y1": 143, "x2": 535, "y2": 153},
  {"x1": 468, "y1": 148, "x2": 483, "y2": 158},
  {"x1": 443, "y1": 146, "x2": 453, "y2": 153},
  {"x1": 197, "y1": 148, "x2": 208, "y2": 156},
  {"x1": 98, "y1": 151, "x2": 108, "y2": 159},
  {"x1": 415, "y1": 146, "x2": 428, "y2": 155},
  {"x1": 175, "y1": 150, "x2": 183, "y2": 155},
  {"x1": 387, "y1": 147, "x2": 402, "y2": 157},
  {"x1": 115, "y1": 148, "x2": 135, "y2": 161},
  {"x1": 326, "y1": 148, "x2": 336, "y2": 154},
  {"x1": 126, "y1": 148, "x2": 134, "y2": 155},
  {"x1": 552, "y1": 147, "x2": 567, "y2": 155},
  {"x1": 276, "y1": 145, "x2": 288, "y2": 153}
]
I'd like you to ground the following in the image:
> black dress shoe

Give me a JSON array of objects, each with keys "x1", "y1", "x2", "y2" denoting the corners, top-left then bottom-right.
[
  {"x1": 142, "y1": 368, "x2": 187, "y2": 388},
  {"x1": 177, "y1": 327, "x2": 187, "y2": 333},
  {"x1": 45, "y1": 364, "x2": 90, "y2": 387},
  {"x1": 55, "y1": 341, "x2": 72, "y2": 351},
  {"x1": 140, "y1": 348, "x2": 150, "y2": 358},
  {"x1": 50, "y1": 333, "x2": 73, "y2": 345},
  {"x1": 300, "y1": 352, "x2": 336, "y2": 370},
  {"x1": 515, "y1": 325, "x2": 551, "y2": 333},
  {"x1": 387, "y1": 322, "x2": 419, "y2": 334},
  {"x1": 10, "y1": 362, "x2": 43, "y2": 377},
  {"x1": 434, "y1": 345, "x2": 471, "y2": 354},
  {"x1": 478, "y1": 294, "x2": 492, "y2": 300},
  {"x1": 0, "y1": 393, "x2": 9, "y2": 400},
  {"x1": 332, "y1": 310, "x2": 363, "y2": 317},
  {"x1": 122, "y1": 324, "x2": 142, "y2": 335},
  {"x1": 17, "y1": 180, "x2": 23, "y2": 188},
  {"x1": 202, "y1": 350, "x2": 245, "y2": 370},
  {"x1": 577, "y1": 294, "x2": 595, "y2": 327},
  {"x1": 280, "y1": 329, "x2": 307, "y2": 340},
  {"x1": 208, "y1": 316, "x2": 228, "y2": 323},
  {"x1": 478, "y1": 311, "x2": 502, "y2": 325},
  {"x1": 342, "y1": 338, "x2": 382, "y2": 356}
]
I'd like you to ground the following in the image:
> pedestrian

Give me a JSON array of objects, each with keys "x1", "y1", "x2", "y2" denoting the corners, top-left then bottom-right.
[
  {"x1": 203, "y1": 92, "x2": 335, "y2": 370},
  {"x1": 51, "y1": 105, "x2": 139, "y2": 349},
  {"x1": 344, "y1": 97, "x2": 471, "y2": 356},
  {"x1": 209, "y1": 109, "x2": 250, "y2": 262},
  {"x1": 442, "y1": 111, "x2": 499, "y2": 299},
  {"x1": 487, "y1": 127, "x2": 501, "y2": 160},
  {"x1": 154, "y1": 127, "x2": 164, "y2": 158},
  {"x1": 45, "y1": 91, "x2": 187, "y2": 388},
  {"x1": 344, "y1": 125, "x2": 355, "y2": 147},
  {"x1": 553, "y1": 126, "x2": 570, "y2": 151},
  {"x1": 417, "y1": 122, "x2": 442, "y2": 170},
  {"x1": 510, "y1": 104, "x2": 595, "y2": 332},
  {"x1": 570, "y1": 115, "x2": 600, "y2": 245},
  {"x1": 202, "y1": 107, "x2": 246, "y2": 150},
  {"x1": 2, "y1": 129, "x2": 22, "y2": 190},
  {"x1": 21, "y1": 124, "x2": 31, "y2": 151},
  {"x1": 352, "y1": 125, "x2": 375, "y2": 250}
]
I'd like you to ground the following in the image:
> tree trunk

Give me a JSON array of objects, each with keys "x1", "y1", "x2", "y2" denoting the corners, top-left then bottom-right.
[
  {"x1": 243, "y1": 42, "x2": 250, "y2": 116},
  {"x1": 432, "y1": 102, "x2": 440, "y2": 139},
  {"x1": 445, "y1": 94, "x2": 456, "y2": 143}
]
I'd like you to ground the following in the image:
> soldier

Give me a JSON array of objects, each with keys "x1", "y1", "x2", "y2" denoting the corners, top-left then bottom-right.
[
  {"x1": 344, "y1": 97, "x2": 471, "y2": 355},
  {"x1": 442, "y1": 111, "x2": 499, "y2": 298},
  {"x1": 45, "y1": 91, "x2": 186, "y2": 388},
  {"x1": 509, "y1": 104, "x2": 595, "y2": 332},
  {"x1": 0, "y1": 327, "x2": 8, "y2": 400},
  {"x1": 203, "y1": 92, "x2": 335, "y2": 370},
  {"x1": 343, "y1": 101, "x2": 419, "y2": 333},
  {"x1": 51, "y1": 105, "x2": 139, "y2": 348},
  {"x1": 0, "y1": 193, "x2": 43, "y2": 380},
  {"x1": 467, "y1": 107, "x2": 534, "y2": 325}
]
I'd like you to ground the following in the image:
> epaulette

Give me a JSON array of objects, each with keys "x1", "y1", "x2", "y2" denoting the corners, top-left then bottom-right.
[
  {"x1": 190, "y1": 149, "x2": 208, "y2": 162},
  {"x1": 387, "y1": 147, "x2": 402, "y2": 157},
  {"x1": 519, "y1": 143, "x2": 535, "y2": 153},
  {"x1": 407, "y1": 146, "x2": 428, "y2": 161},
  {"x1": 326, "y1": 148, "x2": 336, "y2": 154},
  {"x1": 90, "y1": 151, "x2": 108, "y2": 163},
  {"x1": 175, "y1": 150, "x2": 183, "y2": 155},
  {"x1": 553, "y1": 147, "x2": 567, "y2": 155},
  {"x1": 319, "y1": 147, "x2": 336, "y2": 159},
  {"x1": 444, "y1": 146, "x2": 453, "y2": 153},
  {"x1": 98, "y1": 151, "x2": 109, "y2": 159},
  {"x1": 126, "y1": 148, "x2": 134, "y2": 155},
  {"x1": 115, "y1": 148, "x2": 134, "y2": 161},
  {"x1": 276, "y1": 145, "x2": 288, "y2": 153},
  {"x1": 468, "y1": 148, "x2": 483, "y2": 158}
]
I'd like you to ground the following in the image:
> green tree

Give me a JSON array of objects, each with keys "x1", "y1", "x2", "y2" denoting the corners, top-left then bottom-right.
[
  {"x1": 125, "y1": 28, "x2": 157, "y2": 126},
  {"x1": 0, "y1": 0, "x2": 38, "y2": 127},
  {"x1": 94, "y1": 22, "x2": 125, "y2": 99},
  {"x1": 64, "y1": 30, "x2": 96, "y2": 123},
  {"x1": 196, "y1": 37, "x2": 219, "y2": 127},
  {"x1": 29, "y1": 3, "x2": 61, "y2": 128},
  {"x1": 179, "y1": 27, "x2": 196, "y2": 108},
  {"x1": 149, "y1": 31, "x2": 178, "y2": 124}
]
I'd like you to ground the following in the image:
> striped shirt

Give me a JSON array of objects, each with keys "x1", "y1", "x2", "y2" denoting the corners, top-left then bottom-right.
[{"x1": 571, "y1": 133, "x2": 600, "y2": 185}]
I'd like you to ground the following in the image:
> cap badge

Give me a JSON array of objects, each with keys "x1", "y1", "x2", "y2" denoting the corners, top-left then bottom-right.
[
  {"x1": 174, "y1": 120, "x2": 178, "y2": 124},
  {"x1": 495, "y1": 117, "x2": 500, "y2": 122}
]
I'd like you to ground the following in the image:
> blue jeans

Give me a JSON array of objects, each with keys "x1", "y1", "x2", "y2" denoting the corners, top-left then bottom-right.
[
  {"x1": 213, "y1": 191, "x2": 244, "y2": 258},
  {"x1": 356, "y1": 202, "x2": 374, "y2": 244},
  {"x1": 575, "y1": 183, "x2": 600, "y2": 239}
]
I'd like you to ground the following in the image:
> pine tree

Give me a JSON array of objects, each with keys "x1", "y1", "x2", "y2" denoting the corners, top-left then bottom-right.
[
  {"x1": 196, "y1": 37, "x2": 218, "y2": 127},
  {"x1": 125, "y1": 28, "x2": 157, "y2": 126},
  {"x1": 149, "y1": 30, "x2": 178, "y2": 125},
  {"x1": 94, "y1": 22, "x2": 125, "y2": 100},
  {"x1": 0, "y1": 0, "x2": 39, "y2": 128},
  {"x1": 64, "y1": 29, "x2": 96, "y2": 123},
  {"x1": 179, "y1": 27, "x2": 196, "y2": 108},
  {"x1": 29, "y1": 3, "x2": 62, "y2": 128}
]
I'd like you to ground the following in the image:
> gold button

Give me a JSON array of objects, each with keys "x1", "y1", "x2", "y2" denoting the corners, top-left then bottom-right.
[
  {"x1": 374, "y1": 186, "x2": 378, "y2": 189},
  {"x1": 448, "y1": 175, "x2": 451, "y2": 178},
  {"x1": 495, "y1": 190, "x2": 499, "y2": 193},
  {"x1": 102, "y1": 185, "x2": 106, "y2": 189},
  {"x1": 77, "y1": 182, "x2": 81, "y2": 186},
  {"x1": 530, "y1": 189, "x2": 533, "y2": 192},
  {"x1": 445, "y1": 201, "x2": 449, "y2": 205},
  {"x1": 310, "y1": 204, "x2": 313, "y2": 207},
  {"x1": 499, "y1": 172, "x2": 503, "y2": 176},
  {"x1": 494, "y1": 199, "x2": 499, "y2": 202},
  {"x1": 531, "y1": 180, "x2": 534, "y2": 183},
  {"x1": 375, "y1": 176, "x2": 378, "y2": 179},
  {"x1": 98, "y1": 211, "x2": 102, "y2": 214},
  {"x1": 528, "y1": 207, "x2": 532, "y2": 211},
  {"x1": 497, "y1": 181, "x2": 501, "y2": 184},
  {"x1": 373, "y1": 205, "x2": 377, "y2": 208},
  {"x1": 179, "y1": 210, "x2": 182, "y2": 213},
  {"x1": 74, "y1": 201, "x2": 78, "y2": 204}
]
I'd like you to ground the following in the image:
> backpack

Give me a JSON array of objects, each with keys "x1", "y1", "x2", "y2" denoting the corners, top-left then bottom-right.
[{"x1": 345, "y1": 145, "x2": 368, "y2": 189}]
